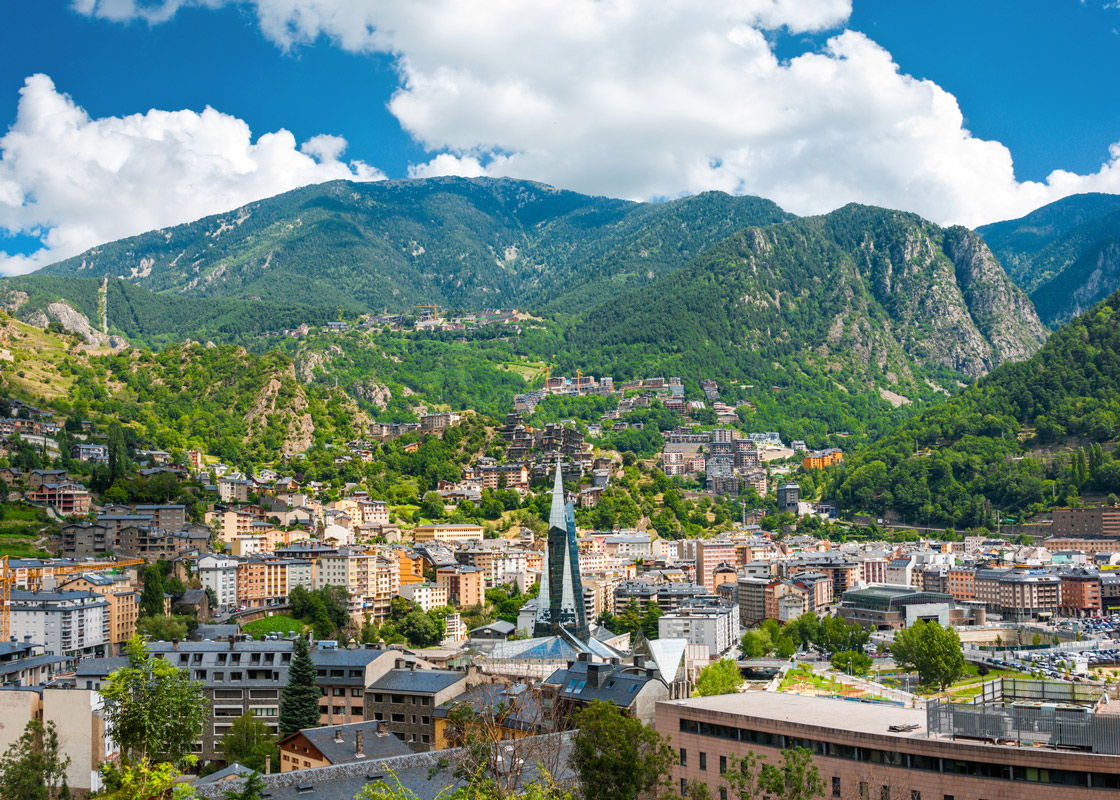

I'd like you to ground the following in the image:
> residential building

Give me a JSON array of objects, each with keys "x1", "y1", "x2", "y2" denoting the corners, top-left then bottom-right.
[
  {"x1": 1060, "y1": 568, "x2": 1101, "y2": 616},
  {"x1": 436, "y1": 564, "x2": 486, "y2": 608},
  {"x1": 58, "y1": 573, "x2": 138, "y2": 653},
  {"x1": 412, "y1": 524, "x2": 485, "y2": 543},
  {"x1": 544, "y1": 654, "x2": 670, "y2": 726},
  {"x1": 29, "y1": 482, "x2": 91, "y2": 516},
  {"x1": 278, "y1": 719, "x2": 411, "y2": 772},
  {"x1": 198, "y1": 554, "x2": 239, "y2": 610},
  {"x1": 695, "y1": 540, "x2": 736, "y2": 592},
  {"x1": 398, "y1": 582, "x2": 449, "y2": 612},
  {"x1": 658, "y1": 597, "x2": 740, "y2": 657},
  {"x1": 366, "y1": 665, "x2": 469, "y2": 751},
  {"x1": 10, "y1": 589, "x2": 109, "y2": 657}
]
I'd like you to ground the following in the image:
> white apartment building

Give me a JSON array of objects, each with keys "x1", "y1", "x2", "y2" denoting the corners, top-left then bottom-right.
[
  {"x1": 198, "y1": 554, "x2": 239, "y2": 609},
  {"x1": 398, "y1": 582, "x2": 449, "y2": 611},
  {"x1": 658, "y1": 599, "x2": 740, "y2": 658},
  {"x1": 10, "y1": 590, "x2": 109, "y2": 657}
]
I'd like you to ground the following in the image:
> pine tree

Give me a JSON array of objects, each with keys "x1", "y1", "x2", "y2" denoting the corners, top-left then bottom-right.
[
  {"x1": 140, "y1": 565, "x2": 165, "y2": 619},
  {"x1": 279, "y1": 637, "x2": 320, "y2": 736},
  {"x1": 0, "y1": 719, "x2": 70, "y2": 800}
]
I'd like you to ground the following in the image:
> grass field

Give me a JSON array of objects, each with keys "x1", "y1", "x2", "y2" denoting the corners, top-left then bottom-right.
[
  {"x1": 242, "y1": 614, "x2": 306, "y2": 636},
  {"x1": 0, "y1": 502, "x2": 57, "y2": 557},
  {"x1": 498, "y1": 360, "x2": 546, "y2": 383}
]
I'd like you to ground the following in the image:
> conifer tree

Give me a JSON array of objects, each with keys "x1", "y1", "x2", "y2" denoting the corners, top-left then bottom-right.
[
  {"x1": 140, "y1": 565, "x2": 165, "y2": 619},
  {"x1": 279, "y1": 636, "x2": 320, "y2": 736}
]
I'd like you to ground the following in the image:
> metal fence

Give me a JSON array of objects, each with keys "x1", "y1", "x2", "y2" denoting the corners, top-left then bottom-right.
[
  {"x1": 971, "y1": 677, "x2": 1104, "y2": 707},
  {"x1": 927, "y1": 700, "x2": 1120, "y2": 754}
]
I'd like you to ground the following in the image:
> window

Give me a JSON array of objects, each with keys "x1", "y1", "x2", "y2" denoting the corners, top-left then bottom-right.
[
  {"x1": 699, "y1": 752, "x2": 706, "y2": 771},
  {"x1": 352, "y1": 706, "x2": 363, "y2": 716},
  {"x1": 680, "y1": 779, "x2": 687, "y2": 798},
  {"x1": 911, "y1": 792, "x2": 921, "y2": 800},
  {"x1": 881, "y1": 787, "x2": 890, "y2": 800},
  {"x1": 720, "y1": 756, "x2": 726, "y2": 774},
  {"x1": 859, "y1": 782, "x2": 868, "y2": 800},
  {"x1": 680, "y1": 749, "x2": 687, "y2": 767},
  {"x1": 421, "y1": 734, "x2": 430, "y2": 743},
  {"x1": 422, "y1": 716, "x2": 430, "y2": 725},
  {"x1": 391, "y1": 713, "x2": 405, "y2": 723},
  {"x1": 351, "y1": 688, "x2": 363, "y2": 697},
  {"x1": 720, "y1": 791, "x2": 727, "y2": 800},
  {"x1": 832, "y1": 778, "x2": 841, "y2": 798},
  {"x1": 213, "y1": 672, "x2": 224, "y2": 682}
]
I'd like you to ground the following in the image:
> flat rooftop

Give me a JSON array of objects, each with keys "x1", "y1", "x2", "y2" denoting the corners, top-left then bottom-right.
[{"x1": 665, "y1": 693, "x2": 928, "y2": 740}]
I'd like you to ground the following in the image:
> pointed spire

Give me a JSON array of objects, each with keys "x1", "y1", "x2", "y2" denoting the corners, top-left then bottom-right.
[{"x1": 549, "y1": 461, "x2": 566, "y2": 532}]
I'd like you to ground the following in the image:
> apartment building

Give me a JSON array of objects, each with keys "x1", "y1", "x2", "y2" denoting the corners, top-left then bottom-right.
[
  {"x1": 198, "y1": 554, "x2": 239, "y2": 610},
  {"x1": 10, "y1": 589, "x2": 109, "y2": 657},
  {"x1": 658, "y1": 597, "x2": 740, "y2": 657},
  {"x1": 695, "y1": 540, "x2": 736, "y2": 592},
  {"x1": 412, "y1": 524, "x2": 485, "y2": 543},
  {"x1": 436, "y1": 564, "x2": 486, "y2": 608},
  {"x1": 58, "y1": 573, "x2": 138, "y2": 653}
]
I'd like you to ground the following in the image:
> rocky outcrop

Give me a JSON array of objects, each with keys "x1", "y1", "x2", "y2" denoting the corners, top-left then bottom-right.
[{"x1": 350, "y1": 379, "x2": 392, "y2": 410}]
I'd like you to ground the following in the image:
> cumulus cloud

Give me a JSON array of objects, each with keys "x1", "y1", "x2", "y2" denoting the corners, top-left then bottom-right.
[
  {"x1": 67, "y1": 0, "x2": 1120, "y2": 229},
  {"x1": 0, "y1": 74, "x2": 382, "y2": 275}
]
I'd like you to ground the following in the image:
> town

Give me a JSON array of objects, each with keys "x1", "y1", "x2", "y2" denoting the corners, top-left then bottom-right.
[{"x1": 2, "y1": 369, "x2": 1120, "y2": 800}]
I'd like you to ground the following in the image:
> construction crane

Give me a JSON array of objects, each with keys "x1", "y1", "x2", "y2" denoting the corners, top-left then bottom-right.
[
  {"x1": 413, "y1": 304, "x2": 441, "y2": 321},
  {"x1": 0, "y1": 556, "x2": 145, "y2": 642}
]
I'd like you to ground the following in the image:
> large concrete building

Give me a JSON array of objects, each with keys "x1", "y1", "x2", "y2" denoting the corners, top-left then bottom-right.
[
  {"x1": 9, "y1": 589, "x2": 110, "y2": 657},
  {"x1": 660, "y1": 692, "x2": 1120, "y2": 800},
  {"x1": 658, "y1": 597, "x2": 740, "y2": 657}
]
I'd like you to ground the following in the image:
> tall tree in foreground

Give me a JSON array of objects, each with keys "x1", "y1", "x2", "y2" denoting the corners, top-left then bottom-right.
[
  {"x1": 571, "y1": 700, "x2": 673, "y2": 800},
  {"x1": 279, "y1": 636, "x2": 320, "y2": 736},
  {"x1": 101, "y1": 636, "x2": 205, "y2": 766},
  {"x1": 0, "y1": 719, "x2": 70, "y2": 800},
  {"x1": 891, "y1": 619, "x2": 966, "y2": 690}
]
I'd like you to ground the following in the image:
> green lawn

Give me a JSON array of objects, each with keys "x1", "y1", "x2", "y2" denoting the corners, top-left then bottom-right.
[{"x1": 242, "y1": 614, "x2": 306, "y2": 636}]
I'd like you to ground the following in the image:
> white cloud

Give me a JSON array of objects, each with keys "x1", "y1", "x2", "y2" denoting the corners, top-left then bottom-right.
[
  {"x1": 0, "y1": 74, "x2": 382, "y2": 275},
  {"x1": 65, "y1": 0, "x2": 1120, "y2": 230}
]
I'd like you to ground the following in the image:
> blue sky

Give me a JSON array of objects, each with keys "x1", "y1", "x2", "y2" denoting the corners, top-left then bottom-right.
[{"x1": 1, "y1": 0, "x2": 1119, "y2": 272}]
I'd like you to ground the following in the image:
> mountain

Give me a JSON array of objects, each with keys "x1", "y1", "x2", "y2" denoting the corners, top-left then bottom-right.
[
  {"x1": 976, "y1": 192, "x2": 1120, "y2": 324},
  {"x1": 542, "y1": 204, "x2": 1045, "y2": 441},
  {"x1": 831, "y1": 288, "x2": 1120, "y2": 528},
  {"x1": 31, "y1": 177, "x2": 792, "y2": 313}
]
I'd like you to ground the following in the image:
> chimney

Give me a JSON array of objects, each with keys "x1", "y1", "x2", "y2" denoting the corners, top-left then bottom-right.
[
  {"x1": 172, "y1": 639, "x2": 179, "y2": 650},
  {"x1": 334, "y1": 728, "x2": 343, "y2": 743},
  {"x1": 355, "y1": 730, "x2": 364, "y2": 758}
]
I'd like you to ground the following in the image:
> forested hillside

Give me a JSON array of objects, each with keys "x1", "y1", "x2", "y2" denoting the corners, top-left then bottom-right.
[
  {"x1": 525, "y1": 204, "x2": 1045, "y2": 442},
  {"x1": 1, "y1": 275, "x2": 345, "y2": 348},
  {"x1": 31, "y1": 176, "x2": 791, "y2": 312},
  {"x1": 830, "y1": 289, "x2": 1120, "y2": 527},
  {"x1": 977, "y1": 192, "x2": 1120, "y2": 325},
  {"x1": 0, "y1": 313, "x2": 367, "y2": 464}
]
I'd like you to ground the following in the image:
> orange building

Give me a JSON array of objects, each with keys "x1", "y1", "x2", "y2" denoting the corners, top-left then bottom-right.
[
  {"x1": 236, "y1": 557, "x2": 290, "y2": 606},
  {"x1": 802, "y1": 449, "x2": 844, "y2": 470},
  {"x1": 946, "y1": 567, "x2": 976, "y2": 602}
]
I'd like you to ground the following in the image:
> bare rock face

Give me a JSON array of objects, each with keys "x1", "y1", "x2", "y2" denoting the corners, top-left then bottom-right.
[
  {"x1": 45, "y1": 301, "x2": 102, "y2": 345},
  {"x1": 350, "y1": 380, "x2": 392, "y2": 410}
]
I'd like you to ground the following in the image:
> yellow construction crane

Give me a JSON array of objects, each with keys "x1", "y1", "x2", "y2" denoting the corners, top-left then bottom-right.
[
  {"x1": 0, "y1": 556, "x2": 145, "y2": 641},
  {"x1": 413, "y1": 304, "x2": 441, "y2": 320}
]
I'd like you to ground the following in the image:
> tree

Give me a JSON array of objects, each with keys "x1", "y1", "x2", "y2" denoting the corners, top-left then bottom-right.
[
  {"x1": 830, "y1": 650, "x2": 871, "y2": 677},
  {"x1": 222, "y1": 771, "x2": 266, "y2": 800},
  {"x1": 774, "y1": 635, "x2": 796, "y2": 659},
  {"x1": 571, "y1": 700, "x2": 673, "y2": 800},
  {"x1": 399, "y1": 610, "x2": 442, "y2": 648},
  {"x1": 694, "y1": 658, "x2": 743, "y2": 697},
  {"x1": 138, "y1": 615, "x2": 190, "y2": 641},
  {"x1": 100, "y1": 636, "x2": 205, "y2": 765},
  {"x1": 279, "y1": 636, "x2": 320, "y2": 736},
  {"x1": 740, "y1": 629, "x2": 773, "y2": 658},
  {"x1": 98, "y1": 759, "x2": 197, "y2": 800},
  {"x1": 891, "y1": 619, "x2": 966, "y2": 690},
  {"x1": 220, "y1": 712, "x2": 278, "y2": 774},
  {"x1": 762, "y1": 747, "x2": 825, "y2": 800},
  {"x1": 0, "y1": 719, "x2": 70, "y2": 800},
  {"x1": 140, "y1": 565, "x2": 166, "y2": 619}
]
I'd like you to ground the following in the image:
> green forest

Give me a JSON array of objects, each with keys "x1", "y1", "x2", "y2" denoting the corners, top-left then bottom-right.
[{"x1": 830, "y1": 289, "x2": 1120, "y2": 527}]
